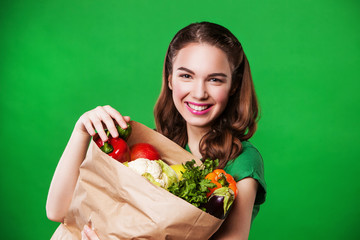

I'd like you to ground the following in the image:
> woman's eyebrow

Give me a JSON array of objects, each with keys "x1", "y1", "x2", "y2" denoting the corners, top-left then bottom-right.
[
  {"x1": 177, "y1": 67, "x2": 228, "y2": 78},
  {"x1": 177, "y1": 67, "x2": 195, "y2": 74},
  {"x1": 208, "y1": 72, "x2": 228, "y2": 78}
]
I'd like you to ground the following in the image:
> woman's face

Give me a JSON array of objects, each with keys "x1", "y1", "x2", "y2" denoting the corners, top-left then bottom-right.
[{"x1": 169, "y1": 43, "x2": 232, "y2": 130}]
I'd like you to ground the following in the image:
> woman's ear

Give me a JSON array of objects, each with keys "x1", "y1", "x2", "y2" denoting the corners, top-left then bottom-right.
[{"x1": 168, "y1": 75, "x2": 173, "y2": 90}]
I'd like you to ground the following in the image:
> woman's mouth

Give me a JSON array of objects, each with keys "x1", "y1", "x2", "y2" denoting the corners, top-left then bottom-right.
[{"x1": 185, "y1": 102, "x2": 213, "y2": 115}]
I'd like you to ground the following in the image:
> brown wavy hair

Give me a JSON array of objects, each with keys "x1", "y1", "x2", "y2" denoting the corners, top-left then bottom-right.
[{"x1": 154, "y1": 22, "x2": 259, "y2": 168}]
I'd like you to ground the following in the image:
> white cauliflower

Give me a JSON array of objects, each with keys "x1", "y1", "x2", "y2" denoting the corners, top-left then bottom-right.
[{"x1": 127, "y1": 158, "x2": 178, "y2": 189}]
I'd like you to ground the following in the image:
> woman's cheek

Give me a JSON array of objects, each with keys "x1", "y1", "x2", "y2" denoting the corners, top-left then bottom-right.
[
  {"x1": 213, "y1": 87, "x2": 231, "y2": 105},
  {"x1": 172, "y1": 80, "x2": 189, "y2": 102}
]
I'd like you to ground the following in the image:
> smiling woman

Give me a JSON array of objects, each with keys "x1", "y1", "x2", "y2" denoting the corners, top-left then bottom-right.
[
  {"x1": 154, "y1": 22, "x2": 259, "y2": 170},
  {"x1": 153, "y1": 22, "x2": 265, "y2": 239},
  {"x1": 47, "y1": 21, "x2": 266, "y2": 240}
]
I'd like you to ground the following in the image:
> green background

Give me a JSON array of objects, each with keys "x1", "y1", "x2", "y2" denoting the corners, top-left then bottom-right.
[{"x1": 1, "y1": 0, "x2": 359, "y2": 239}]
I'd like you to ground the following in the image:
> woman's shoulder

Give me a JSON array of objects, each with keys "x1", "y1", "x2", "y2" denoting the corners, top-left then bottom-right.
[
  {"x1": 224, "y1": 140, "x2": 266, "y2": 204},
  {"x1": 228, "y1": 141, "x2": 263, "y2": 168},
  {"x1": 224, "y1": 141, "x2": 264, "y2": 178}
]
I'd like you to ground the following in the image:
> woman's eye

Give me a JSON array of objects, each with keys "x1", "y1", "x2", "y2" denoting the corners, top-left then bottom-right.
[
  {"x1": 209, "y1": 78, "x2": 222, "y2": 83},
  {"x1": 180, "y1": 74, "x2": 191, "y2": 79}
]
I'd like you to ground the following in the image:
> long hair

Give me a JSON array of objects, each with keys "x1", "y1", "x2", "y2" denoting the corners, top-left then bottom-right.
[{"x1": 154, "y1": 22, "x2": 259, "y2": 168}]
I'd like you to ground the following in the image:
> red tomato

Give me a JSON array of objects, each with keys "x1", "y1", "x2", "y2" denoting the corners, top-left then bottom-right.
[{"x1": 130, "y1": 143, "x2": 161, "y2": 161}]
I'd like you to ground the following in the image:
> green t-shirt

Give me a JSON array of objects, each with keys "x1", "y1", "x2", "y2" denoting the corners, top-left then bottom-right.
[{"x1": 185, "y1": 141, "x2": 266, "y2": 222}]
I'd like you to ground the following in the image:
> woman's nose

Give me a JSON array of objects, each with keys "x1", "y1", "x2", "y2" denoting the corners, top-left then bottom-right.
[{"x1": 192, "y1": 80, "x2": 208, "y2": 99}]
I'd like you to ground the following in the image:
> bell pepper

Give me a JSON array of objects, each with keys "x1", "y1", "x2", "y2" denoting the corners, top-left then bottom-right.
[
  {"x1": 205, "y1": 169, "x2": 238, "y2": 198},
  {"x1": 94, "y1": 125, "x2": 131, "y2": 163},
  {"x1": 116, "y1": 123, "x2": 132, "y2": 141}
]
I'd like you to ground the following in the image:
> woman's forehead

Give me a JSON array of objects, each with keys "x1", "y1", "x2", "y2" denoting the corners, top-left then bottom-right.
[{"x1": 172, "y1": 43, "x2": 232, "y2": 75}]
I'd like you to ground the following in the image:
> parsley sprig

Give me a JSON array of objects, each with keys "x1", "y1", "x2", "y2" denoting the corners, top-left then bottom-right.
[{"x1": 168, "y1": 159, "x2": 219, "y2": 210}]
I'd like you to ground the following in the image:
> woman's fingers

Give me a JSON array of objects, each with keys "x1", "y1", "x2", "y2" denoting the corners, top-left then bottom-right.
[
  {"x1": 79, "y1": 115, "x2": 96, "y2": 136},
  {"x1": 91, "y1": 116, "x2": 108, "y2": 142},
  {"x1": 81, "y1": 231, "x2": 89, "y2": 240},
  {"x1": 76, "y1": 105, "x2": 130, "y2": 142},
  {"x1": 123, "y1": 115, "x2": 131, "y2": 123},
  {"x1": 103, "y1": 105, "x2": 129, "y2": 129},
  {"x1": 95, "y1": 106, "x2": 119, "y2": 139},
  {"x1": 82, "y1": 225, "x2": 100, "y2": 240}
]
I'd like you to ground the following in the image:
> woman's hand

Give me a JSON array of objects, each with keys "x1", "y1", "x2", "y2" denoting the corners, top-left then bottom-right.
[
  {"x1": 75, "y1": 105, "x2": 130, "y2": 142},
  {"x1": 75, "y1": 105, "x2": 131, "y2": 142},
  {"x1": 46, "y1": 105, "x2": 130, "y2": 222},
  {"x1": 81, "y1": 225, "x2": 100, "y2": 240}
]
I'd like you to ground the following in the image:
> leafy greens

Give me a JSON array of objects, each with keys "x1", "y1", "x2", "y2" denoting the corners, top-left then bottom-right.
[{"x1": 168, "y1": 159, "x2": 219, "y2": 210}]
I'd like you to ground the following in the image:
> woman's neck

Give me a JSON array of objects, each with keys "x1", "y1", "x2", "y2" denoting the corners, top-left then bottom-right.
[{"x1": 186, "y1": 124, "x2": 210, "y2": 159}]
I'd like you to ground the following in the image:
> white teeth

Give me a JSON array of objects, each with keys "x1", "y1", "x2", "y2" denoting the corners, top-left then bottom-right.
[{"x1": 188, "y1": 103, "x2": 209, "y2": 111}]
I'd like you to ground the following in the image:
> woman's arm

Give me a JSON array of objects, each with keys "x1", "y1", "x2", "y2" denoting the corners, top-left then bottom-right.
[
  {"x1": 210, "y1": 177, "x2": 258, "y2": 240},
  {"x1": 46, "y1": 105, "x2": 129, "y2": 222},
  {"x1": 46, "y1": 125, "x2": 92, "y2": 222}
]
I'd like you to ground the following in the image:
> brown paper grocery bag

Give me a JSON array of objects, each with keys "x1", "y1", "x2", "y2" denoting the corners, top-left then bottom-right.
[{"x1": 51, "y1": 121, "x2": 223, "y2": 240}]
